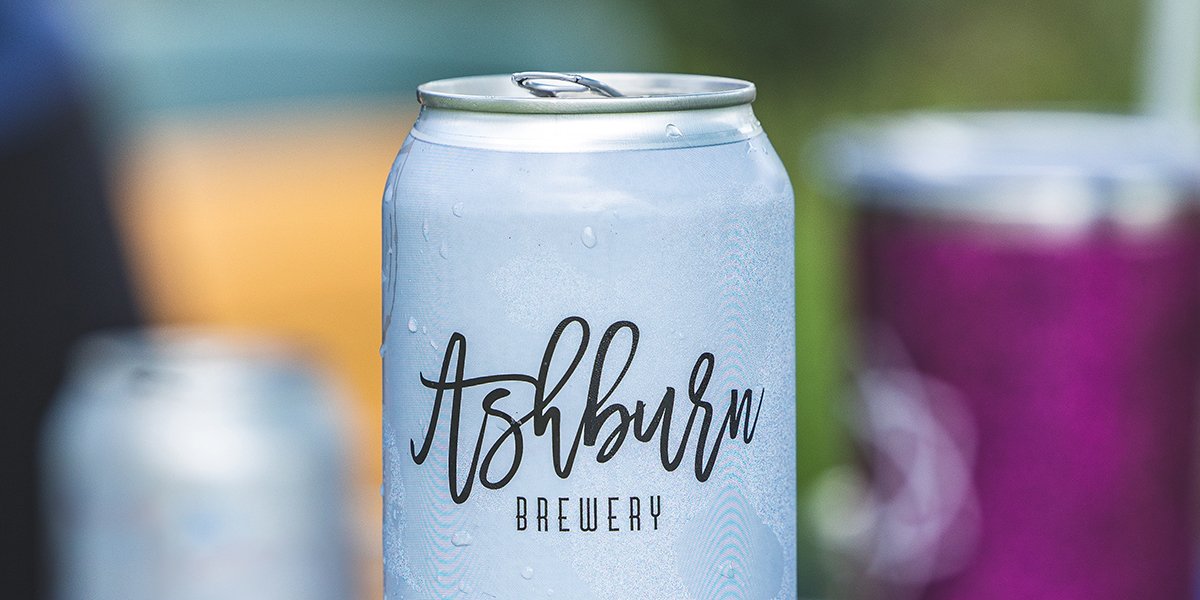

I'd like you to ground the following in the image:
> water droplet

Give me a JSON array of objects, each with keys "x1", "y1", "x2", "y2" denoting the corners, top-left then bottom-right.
[
  {"x1": 422, "y1": 219, "x2": 430, "y2": 242},
  {"x1": 665, "y1": 124, "x2": 683, "y2": 137},
  {"x1": 580, "y1": 226, "x2": 597, "y2": 248},
  {"x1": 379, "y1": 484, "x2": 385, "y2": 497},
  {"x1": 720, "y1": 561, "x2": 735, "y2": 579},
  {"x1": 378, "y1": 343, "x2": 387, "y2": 357},
  {"x1": 407, "y1": 317, "x2": 417, "y2": 333},
  {"x1": 547, "y1": 589, "x2": 554, "y2": 596},
  {"x1": 458, "y1": 582, "x2": 472, "y2": 594},
  {"x1": 520, "y1": 566, "x2": 534, "y2": 580},
  {"x1": 439, "y1": 240, "x2": 449, "y2": 259},
  {"x1": 452, "y1": 202, "x2": 464, "y2": 217},
  {"x1": 451, "y1": 531, "x2": 472, "y2": 546},
  {"x1": 429, "y1": 338, "x2": 438, "y2": 350}
]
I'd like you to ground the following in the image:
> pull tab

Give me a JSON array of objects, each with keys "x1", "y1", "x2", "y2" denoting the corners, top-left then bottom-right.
[{"x1": 511, "y1": 72, "x2": 623, "y2": 98}]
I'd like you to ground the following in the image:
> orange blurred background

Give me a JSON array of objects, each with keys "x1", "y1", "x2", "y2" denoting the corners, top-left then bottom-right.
[{"x1": 114, "y1": 103, "x2": 411, "y2": 594}]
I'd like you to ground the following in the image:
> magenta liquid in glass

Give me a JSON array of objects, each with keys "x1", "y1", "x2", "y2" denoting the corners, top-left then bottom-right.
[{"x1": 830, "y1": 113, "x2": 1200, "y2": 599}]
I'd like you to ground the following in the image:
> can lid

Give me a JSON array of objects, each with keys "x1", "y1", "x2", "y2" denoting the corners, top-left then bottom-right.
[
  {"x1": 417, "y1": 72, "x2": 756, "y2": 114},
  {"x1": 826, "y1": 112, "x2": 1200, "y2": 228},
  {"x1": 61, "y1": 328, "x2": 318, "y2": 405}
]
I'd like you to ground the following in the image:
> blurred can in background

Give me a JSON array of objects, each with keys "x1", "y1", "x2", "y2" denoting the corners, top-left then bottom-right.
[
  {"x1": 382, "y1": 72, "x2": 796, "y2": 599},
  {"x1": 823, "y1": 113, "x2": 1200, "y2": 599},
  {"x1": 42, "y1": 330, "x2": 355, "y2": 600}
]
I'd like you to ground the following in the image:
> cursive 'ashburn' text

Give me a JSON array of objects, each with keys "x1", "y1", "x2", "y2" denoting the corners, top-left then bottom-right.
[{"x1": 410, "y1": 317, "x2": 764, "y2": 504}]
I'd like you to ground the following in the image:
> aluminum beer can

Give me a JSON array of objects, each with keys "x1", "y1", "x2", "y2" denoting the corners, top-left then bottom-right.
[
  {"x1": 42, "y1": 330, "x2": 355, "y2": 600},
  {"x1": 382, "y1": 72, "x2": 797, "y2": 599},
  {"x1": 825, "y1": 113, "x2": 1200, "y2": 599}
]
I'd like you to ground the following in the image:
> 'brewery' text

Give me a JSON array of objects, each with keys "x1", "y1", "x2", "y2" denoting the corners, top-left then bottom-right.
[{"x1": 516, "y1": 495, "x2": 662, "y2": 532}]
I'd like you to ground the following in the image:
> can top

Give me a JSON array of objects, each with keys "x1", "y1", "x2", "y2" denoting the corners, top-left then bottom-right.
[
  {"x1": 60, "y1": 328, "x2": 322, "y2": 408},
  {"x1": 48, "y1": 329, "x2": 345, "y2": 485},
  {"x1": 410, "y1": 72, "x2": 764, "y2": 151},
  {"x1": 827, "y1": 112, "x2": 1200, "y2": 228},
  {"x1": 417, "y1": 72, "x2": 756, "y2": 114}
]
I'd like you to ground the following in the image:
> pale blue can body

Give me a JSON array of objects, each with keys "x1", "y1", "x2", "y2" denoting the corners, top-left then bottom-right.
[{"x1": 383, "y1": 73, "x2": 797, "y2": 599}]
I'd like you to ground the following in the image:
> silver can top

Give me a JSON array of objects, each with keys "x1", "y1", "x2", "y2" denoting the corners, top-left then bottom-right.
[
  {"x1": 59, "y1": 328, "x2": 324, "y2": 409},
  {"x1": 411, "y1": 72, "x2": 763, "y2": 152},
  {"x1": 827, "y1": 112, "x2": 1200, "y2": 229},
  {"x1": 418, "y1": 72, "x2": 756, "y2": 114}
]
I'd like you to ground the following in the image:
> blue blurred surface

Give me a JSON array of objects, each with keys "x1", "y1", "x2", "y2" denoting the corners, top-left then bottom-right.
[{"x1": 60, "y1": 0, "x2": 668, "y2": 121}]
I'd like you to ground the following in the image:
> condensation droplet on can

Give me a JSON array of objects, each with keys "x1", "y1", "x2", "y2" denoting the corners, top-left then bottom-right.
[
  {"x1": 452, "y1": 202, "x2": 464, "y2": 217},
  {"x1": 439, "y1": 240, "x2": 449, "y2": 259},
  {"x1": 720, "y1": 561, "x2": 735, "y2": 579},
  {"x1": 665, "y1": 123, "x2": 683, "y2": 137},
  {"x1": 379, "y1": 484, "x2": 385, "y2": 498},
  {"x1": 459, "y1": 582, "x2": 472, "y2": 594},
  {"x1": 520, "y1": 567, "x2": 534, "y2": 580},
  {"x1": 407, "y1": 317, "x2": 418, "y2": 333},
  {"x1": 581, "y1": 226, "x2": 597, "y2": 248},
  {"x1": 429, "y1": 338, "x2": 438, "y2": 350},
  {"x1": 451, "y1": 531, "x2": 472, "y2": 546},
  {"x1": 378, "y1": 343, "x2": 387, "y2": 357},
  {"x1": 422, "y1": 218, "x2": 430, "y2": 242}
]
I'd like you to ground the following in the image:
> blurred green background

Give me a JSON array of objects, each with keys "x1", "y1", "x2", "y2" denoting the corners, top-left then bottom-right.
[{"x1": 649, "y1": 0, "x2": 1146, "y2": 486}]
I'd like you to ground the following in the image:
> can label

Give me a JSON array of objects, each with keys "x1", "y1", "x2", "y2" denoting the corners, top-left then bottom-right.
[{"x1": 383, "y1": 137, "x2": 796, "y2": 599}]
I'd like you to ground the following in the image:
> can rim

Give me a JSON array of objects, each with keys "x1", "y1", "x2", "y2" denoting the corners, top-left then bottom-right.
[
  {"x1": 417, "y1": 72, "x2": 757, "y2": 114},
  {"x1": 823, "y1": 111, "x2": 1200, "y2": 228},
  {"x1": 827, "y1": 111, "x2": 1200, "y2": 189},
  {"x1": 69, "y1": 327, "x2": 308, "y2": 369}
]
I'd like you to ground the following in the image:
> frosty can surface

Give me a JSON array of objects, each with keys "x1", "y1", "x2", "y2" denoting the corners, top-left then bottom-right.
[
  {"x1": 829, "y1": 113, "x2": 1200, "y2": 599},
  {"x1": 382, "y1": 72, "x2": 796, "y2": 599},
  {"x1": 42, "y1": 330, "x2": 355, "y2": 600}
]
